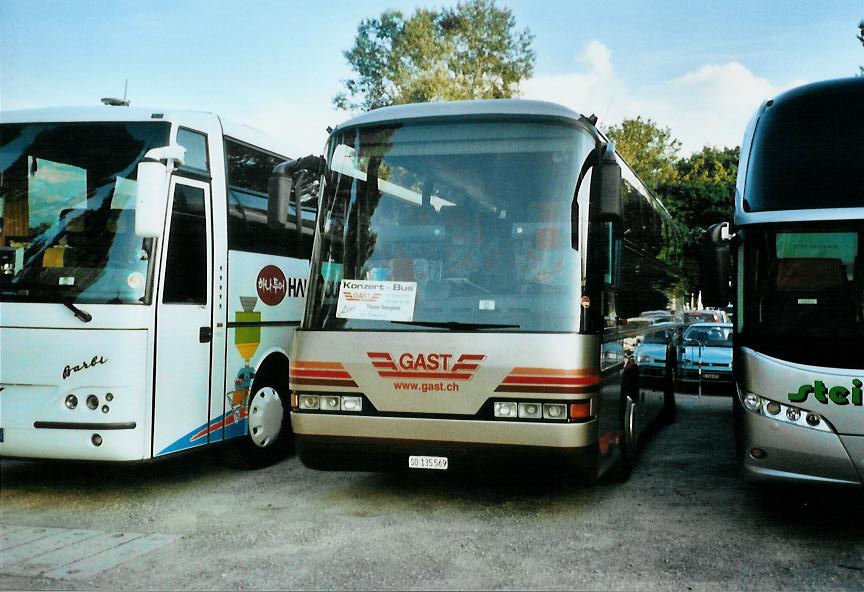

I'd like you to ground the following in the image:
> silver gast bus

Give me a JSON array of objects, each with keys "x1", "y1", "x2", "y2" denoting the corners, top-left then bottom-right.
[
  {"x1": 0, "y1": 106, "x2": 317, "y2": 466},
  {"x1": 283, "y1": 100, "x2": 685, "y2": 482},
  {"x1": 703, "y1": 77, "x2": 864, "y2": 487}
]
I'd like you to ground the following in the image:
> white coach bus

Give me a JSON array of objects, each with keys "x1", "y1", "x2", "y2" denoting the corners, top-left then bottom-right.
[
  {"x1": 283, "y1": 100, "x2": 684, "y2": 482},
  {"x1": 703, "y1": 78, "x2": 864, "y2": 486},
  {"x1": 0, "y1": 105, "x2": 316, "y2": 466}
]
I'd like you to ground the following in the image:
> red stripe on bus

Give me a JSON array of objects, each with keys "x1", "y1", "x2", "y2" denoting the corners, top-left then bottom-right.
[
  {"x1": 501, "y1": 375, "x2": 599, "y2": 386},
  {"x1": 291, "y1": 369, "x2": 354, "y2": 379},
  {"x1": 291, "y1": 361, "x2": 346, "y2": 370}
]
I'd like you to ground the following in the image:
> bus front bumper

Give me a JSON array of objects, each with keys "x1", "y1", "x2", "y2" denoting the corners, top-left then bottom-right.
[
  {"x1": 292, "y1": 412, "x2": 598, "y2": 474},
  {"x1": 740, "y1": 409, "x2": 863, "y2": 487}
]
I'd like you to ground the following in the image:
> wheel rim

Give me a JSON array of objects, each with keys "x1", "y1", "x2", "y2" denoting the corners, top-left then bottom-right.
[{"x1": 247, "y1": 387, "x2": 284, "y2": 448}]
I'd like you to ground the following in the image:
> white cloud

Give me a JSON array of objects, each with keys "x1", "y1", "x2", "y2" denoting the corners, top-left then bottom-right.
[{"x1": 521, "y1": 41, "x2": 805, "y2": 155}]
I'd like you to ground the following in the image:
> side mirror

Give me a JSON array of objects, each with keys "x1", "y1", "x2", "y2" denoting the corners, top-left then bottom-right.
[
  {"x1": 134, "y1": 145, "x2": 186, "y2": 238},
  {"x1": 592, "y1": 142, "x2": 622, "y2": 222},
  {"x1": 701, "y1": 222, "x2": 732, "y2": 308},
  {"x1": 268, "y1": 155, "x2": 324, "y2": 233}
]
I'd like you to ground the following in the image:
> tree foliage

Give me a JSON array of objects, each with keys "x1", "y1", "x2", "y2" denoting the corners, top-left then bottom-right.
[
  {"x1": 604, "y1": 117, "x2": 681, "y2": 191},
  {"x1": 858, "y1": 19, "x2": 863, "y2": 75},
  {"x1": 658, "y1": 146, "x2": 739, "y2": 293},
  {"x1": 334, "y1": 0, "x2": 535, "y2": 111}
]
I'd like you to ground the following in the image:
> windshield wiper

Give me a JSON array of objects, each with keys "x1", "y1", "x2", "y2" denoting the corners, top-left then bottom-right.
[
  {"x1": 391, "y1": 320, "x2": 520, "y2": 331},
  {"x1": 63, "y1": 301, "x2": 92, "y2": 323}
]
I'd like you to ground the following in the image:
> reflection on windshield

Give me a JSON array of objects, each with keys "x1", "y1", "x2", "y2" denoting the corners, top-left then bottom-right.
[
  {"x1": 0, "y1": 122, "x2": 169, "y2": 304},
  {"x1": 307, "y1": 120, "x2": 595, "y2": 332}
]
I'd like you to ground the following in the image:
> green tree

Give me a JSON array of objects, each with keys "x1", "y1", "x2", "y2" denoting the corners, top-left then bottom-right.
[
  {"x1": 334, "y1": 0, "x2": 535, "y2": 111},
  {"x1": 604, "y1": 117, "x2": 681, "y2": 191},
  {"x1": 658, "y1": 146, "x2": 739, "y2": 292}
]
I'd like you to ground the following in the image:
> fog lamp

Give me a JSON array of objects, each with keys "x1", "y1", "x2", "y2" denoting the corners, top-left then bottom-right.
[
  {"x1": 64, "y1": 394, "x2": 78, "y2": 409},
  {"x1": 340, "y1": 396, "x2": 363, "y2": 412},
  {"x1": 766, "y1": 401, "x2": 781, "y2": 415},
  {"x1": 749, "y1": 448, "x2": 766, "y2": 460},
  {"x1": 518, "y1": 402, "x2": 542, "y2": 419},
  {"x1": 91, "y1": 434, "x2": 102, "y2": 447},
  {"x1": 494, "y1": 401, "x2": 518, "y2": 418},
  {"x1": 86, "y1": 394, "x2": 99, "y2": 410}
]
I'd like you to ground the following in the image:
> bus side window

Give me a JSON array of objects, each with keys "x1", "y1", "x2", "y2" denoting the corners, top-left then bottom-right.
[{"x1": 163, "y1": 184, "x2": 207, "y2": 304}]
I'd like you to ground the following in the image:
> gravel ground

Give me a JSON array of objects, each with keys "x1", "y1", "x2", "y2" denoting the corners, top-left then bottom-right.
[{"x1": 1, "y1": 394, "x2": 862, "y2": 591}]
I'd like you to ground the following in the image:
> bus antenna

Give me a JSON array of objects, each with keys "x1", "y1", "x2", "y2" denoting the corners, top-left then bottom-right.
[{"x1": 101, "y1": 79, "x2": 130, "y2": 107}]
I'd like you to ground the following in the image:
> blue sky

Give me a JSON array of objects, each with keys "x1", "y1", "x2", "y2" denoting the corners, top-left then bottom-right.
[{"x1": 2, "y1": 1, "x2": 861, "y2": 155}]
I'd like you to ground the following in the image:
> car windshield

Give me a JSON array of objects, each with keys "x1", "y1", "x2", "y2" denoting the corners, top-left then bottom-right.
[
  {"x1": 684, "y1": 325, "x2": 732, "y2": 347},
  {"x1": 0, "y1": 122, "x2": 169, "y2": 304},
  {"x1": 740, "y1": 223, "x2": 863, "y2": 368},
  {"x1": 642, "y1": 330, "x2": 670, "y2": 344},
  {"x1": 305, "y1": 118, "x2": 595, "y2": 332}
]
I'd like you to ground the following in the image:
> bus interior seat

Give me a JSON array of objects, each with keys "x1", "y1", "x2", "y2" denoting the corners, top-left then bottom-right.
[
  {"x1": 775, "y1": 257, "x2": 845, "y2": 291},
  {"x1": 763, "y1": 257, "x2": 859, "y2": 326}
]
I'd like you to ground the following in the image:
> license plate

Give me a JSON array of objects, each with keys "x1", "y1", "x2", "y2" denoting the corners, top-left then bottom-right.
[
  {"x1": 703, "y1": 373, "x2": 720, "y2": 380},
  {"x1": 408, "y1": 455, "x2": 448, "y2": 470}
]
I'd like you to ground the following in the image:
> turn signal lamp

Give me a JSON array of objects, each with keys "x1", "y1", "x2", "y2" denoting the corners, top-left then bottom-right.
[{"x1": 569, "y1": 401, "x2": 591, "y2": 420}]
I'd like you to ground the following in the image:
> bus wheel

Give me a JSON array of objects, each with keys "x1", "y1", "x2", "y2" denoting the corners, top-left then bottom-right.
[
  {"x1": 607, "y1": 395, "x2": 637, "y2": 482},
  {"x1": 228, "y1": 372, "x2": 293, "y2": 469}
]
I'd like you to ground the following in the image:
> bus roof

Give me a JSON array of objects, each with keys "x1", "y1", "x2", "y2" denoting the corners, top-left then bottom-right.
[
  {"x1": 1, "y1": 106, "x2": 286, "y2": 158},
  {"x1": 333, "y1": 99, "x2": 586, "y2": 131}
]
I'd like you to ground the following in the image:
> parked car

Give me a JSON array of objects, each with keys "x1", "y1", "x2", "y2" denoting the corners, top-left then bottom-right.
[
  {"x1": 683, "y1": 309, "x2": 728, "y2": 324},
  {"x1": 678, "y1": 322, "x2": 734, "y2": 391},
  {"x1": 634, "y1": 328, "x2": 677, "y2": 380}
]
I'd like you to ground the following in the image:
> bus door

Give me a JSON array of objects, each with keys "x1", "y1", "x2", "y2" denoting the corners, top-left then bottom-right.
[{"x1": 152, "y1": 178, "x2": 214, "y2": 456}]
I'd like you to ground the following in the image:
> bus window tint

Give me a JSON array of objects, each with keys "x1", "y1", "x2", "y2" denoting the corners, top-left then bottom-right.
[{"x1": 225, "y1": 139, "x2": 316, "y2": 259}]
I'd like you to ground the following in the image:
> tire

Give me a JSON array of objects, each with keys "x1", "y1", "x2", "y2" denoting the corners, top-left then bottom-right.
[
  {"x1": 606, "y1": 395, "x2": 637, "y2": 482},
  {"x1": 226, "y1": 369, "x2": 293, "y2": 470}
]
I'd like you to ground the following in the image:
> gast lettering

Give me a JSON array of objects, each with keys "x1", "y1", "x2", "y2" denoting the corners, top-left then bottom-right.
[
  {"x1": 788, "y1": 379, "x2": 863, "y2": 406},
  {"x1": 368, "y1": 352, "x2": 485, "y2": 379}
]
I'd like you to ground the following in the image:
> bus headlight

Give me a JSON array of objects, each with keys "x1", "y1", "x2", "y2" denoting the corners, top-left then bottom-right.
[
  {"x1": 517, "y1": 402, "x2": 542, "y2": 419},
  {"x1": 542, "y1": 403, "x2": 567, "y2": 420},
  {"x1": 298, "y1": 394, "x2": 320, "y2": 410},
  {"x1": 739, "y1": 390, "x2": 831, "y2": 433},
  {"x1": 494, "y1": 401, "x2": 518, "y2": 418},
  {"x1": 340, "y1": 396, "x2": 363, "y2": 412},
  {"x1": 319, "y1": 395, "x2": 341, "y2": 411},
  {"x1": 743, "y1": 393, "x2": 761, "y2": 412},
  {"x1": 64, "y1": 394, "x2": 78, "y2": 409}
]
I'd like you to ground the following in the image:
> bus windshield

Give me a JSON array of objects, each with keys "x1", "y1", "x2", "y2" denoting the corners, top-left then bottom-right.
[
  {"x1": 0, "y1": 122, "x2": 170, "y2": 304},
  {"x1": 743, "y1": 83, "x2": 864, "y2": 212},
  {"x1": 741, "y1": 223, "x2": 863, "y2": 368},
  {"x1": 306, "y1": 119, "x2": 595, "y2": 332}
]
